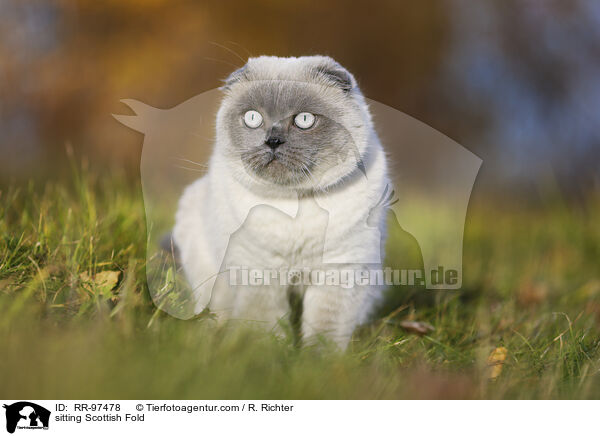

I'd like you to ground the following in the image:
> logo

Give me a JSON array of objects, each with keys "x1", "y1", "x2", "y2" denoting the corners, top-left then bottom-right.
[{"x1": 3, "y1": 402, "x2": 50, "y2": 434}]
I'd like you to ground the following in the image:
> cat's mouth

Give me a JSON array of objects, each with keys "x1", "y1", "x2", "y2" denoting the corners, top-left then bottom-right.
[
  {"x1": 261, "y1": 153, "x2": 295, "y2": 173},
  {"x1": 264, "y1": 152, "x2": 277, "y2": 165},
  {"x1": 242, "y1": 149, "x2": 313, "y2": 186}
]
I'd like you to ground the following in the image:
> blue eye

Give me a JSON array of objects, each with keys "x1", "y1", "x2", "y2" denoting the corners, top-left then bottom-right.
[
  {"x1": 244, "y1": 110, "x2": 263, "y2": 128},
  {"x1": 294, "y1": 112, "x2": 315, "y2": 129}
]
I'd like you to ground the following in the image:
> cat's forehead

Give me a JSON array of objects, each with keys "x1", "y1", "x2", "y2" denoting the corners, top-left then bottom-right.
[
  {"x1": 222, "y1": 56, "x2": 358, "y2": 117},
  {"x1": 230, "y1": 80, "x2": 343, "y2": 118}
]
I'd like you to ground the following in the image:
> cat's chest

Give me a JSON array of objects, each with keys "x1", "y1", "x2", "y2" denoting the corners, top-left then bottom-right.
[{"x1": 226, "y1": 199, "x2": 330, "y2": 264}]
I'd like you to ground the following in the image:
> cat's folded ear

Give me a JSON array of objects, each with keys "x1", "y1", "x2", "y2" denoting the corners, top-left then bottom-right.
[
  {"x1": 312, "y1": 57, "x2": 357, "y2": 93},
  {"x1": 220, "y1": 65, "x2": 248, "y2": 91}
]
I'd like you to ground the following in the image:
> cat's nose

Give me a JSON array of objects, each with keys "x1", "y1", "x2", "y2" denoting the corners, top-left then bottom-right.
[{"x1": 265, "y1": 136, "x2": 286, "y2": 149}]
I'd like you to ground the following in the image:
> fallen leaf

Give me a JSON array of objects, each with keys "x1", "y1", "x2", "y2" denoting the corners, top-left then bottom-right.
[
  {"x1": 487, "y1": 346, "x2": 508, "y2": 379},
  {"x1": 79, "y1": 270, "x2": 120, "y2": 299},
  {"x1": 399, "y1": 320, "x2": 435, "y2": 335}
]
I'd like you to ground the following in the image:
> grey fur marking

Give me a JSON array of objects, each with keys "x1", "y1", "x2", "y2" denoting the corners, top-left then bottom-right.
[{"x1": 220, "y1": 57, "x2": 363, "y2": 187}]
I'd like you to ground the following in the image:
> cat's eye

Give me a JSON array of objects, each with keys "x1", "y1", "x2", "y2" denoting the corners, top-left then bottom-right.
[
  {"x1": 294, "y1": 112, "x2": 315, "y2": 129},
  {"x1": 243, "y1": 110, "x2": 263, "y2": 128}
]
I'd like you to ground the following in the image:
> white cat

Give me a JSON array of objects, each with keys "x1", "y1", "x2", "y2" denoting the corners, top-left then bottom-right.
[{"x1": 173, "y1": 56, "x2": 389, "y2": 348}]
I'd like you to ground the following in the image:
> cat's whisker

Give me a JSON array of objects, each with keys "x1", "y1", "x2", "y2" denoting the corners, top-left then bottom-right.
[
  {"x1": 225, "y1": 41, "x2": 253, "y2": 59},
  {"x1": 172, "y1": 164, "x2": 207, "y2": 173},
  {"x1": 173, "y1": 157, "x2": 208, "y2": 168},
  {"x1": 204, "y1": 56, "x2": 242, "y2": 70},
  {"x1": 209, "y1": 41, "x2": 247, "y2": 64}
]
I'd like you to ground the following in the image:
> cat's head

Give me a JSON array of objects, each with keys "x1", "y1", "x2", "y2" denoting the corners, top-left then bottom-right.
[{"x1": 215, "y1": 56, "x2": 373, "y2": 194}]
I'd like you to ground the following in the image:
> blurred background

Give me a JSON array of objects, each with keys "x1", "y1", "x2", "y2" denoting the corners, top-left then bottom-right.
[{"x1": 1, "y1": 0, "x2": 599, "y2": 198}]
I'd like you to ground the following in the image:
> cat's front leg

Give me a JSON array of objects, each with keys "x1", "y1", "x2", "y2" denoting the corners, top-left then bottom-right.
[
  {"x1": 301, "y1": 276, "x2": 377, "y2": 350},
  {"x1": 231, "y1": 282, "x2": 291, "y2": 333}
]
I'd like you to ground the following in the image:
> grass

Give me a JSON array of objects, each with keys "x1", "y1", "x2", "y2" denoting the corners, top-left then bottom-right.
[{"x1": 1, "y1": 160, "x2": 599, "y2": 399}]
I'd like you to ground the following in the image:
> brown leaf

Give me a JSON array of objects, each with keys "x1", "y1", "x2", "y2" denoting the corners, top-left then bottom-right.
[
  {"x1": 399, "y1": 320, "x2": 435, "y2": 336},
  {"x1": 79, "y1": 270, "x2": 120, "y2": 298}
]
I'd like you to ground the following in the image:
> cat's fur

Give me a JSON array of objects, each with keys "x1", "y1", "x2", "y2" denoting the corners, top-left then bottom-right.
[{"x1": 173, "y1": 56, "x2": 389, "y2": 348}]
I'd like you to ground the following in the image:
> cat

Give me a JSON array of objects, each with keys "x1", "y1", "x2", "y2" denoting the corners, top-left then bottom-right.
[{"x1": 173, "y1": 55, "x2": 390, "y2": 349}]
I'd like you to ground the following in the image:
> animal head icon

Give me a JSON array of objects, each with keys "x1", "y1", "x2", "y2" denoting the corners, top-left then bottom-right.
[{"x1": 3, "y1": 402, "x2": 51, "y2": 434}]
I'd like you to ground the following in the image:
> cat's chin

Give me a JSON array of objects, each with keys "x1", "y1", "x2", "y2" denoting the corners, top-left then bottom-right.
[
  {"x1": 243, "y1": 159, "x2": 312, "y2": 189},
  {"x1": 230, "y1": 153, "x2": 359, "y2": 194}
]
